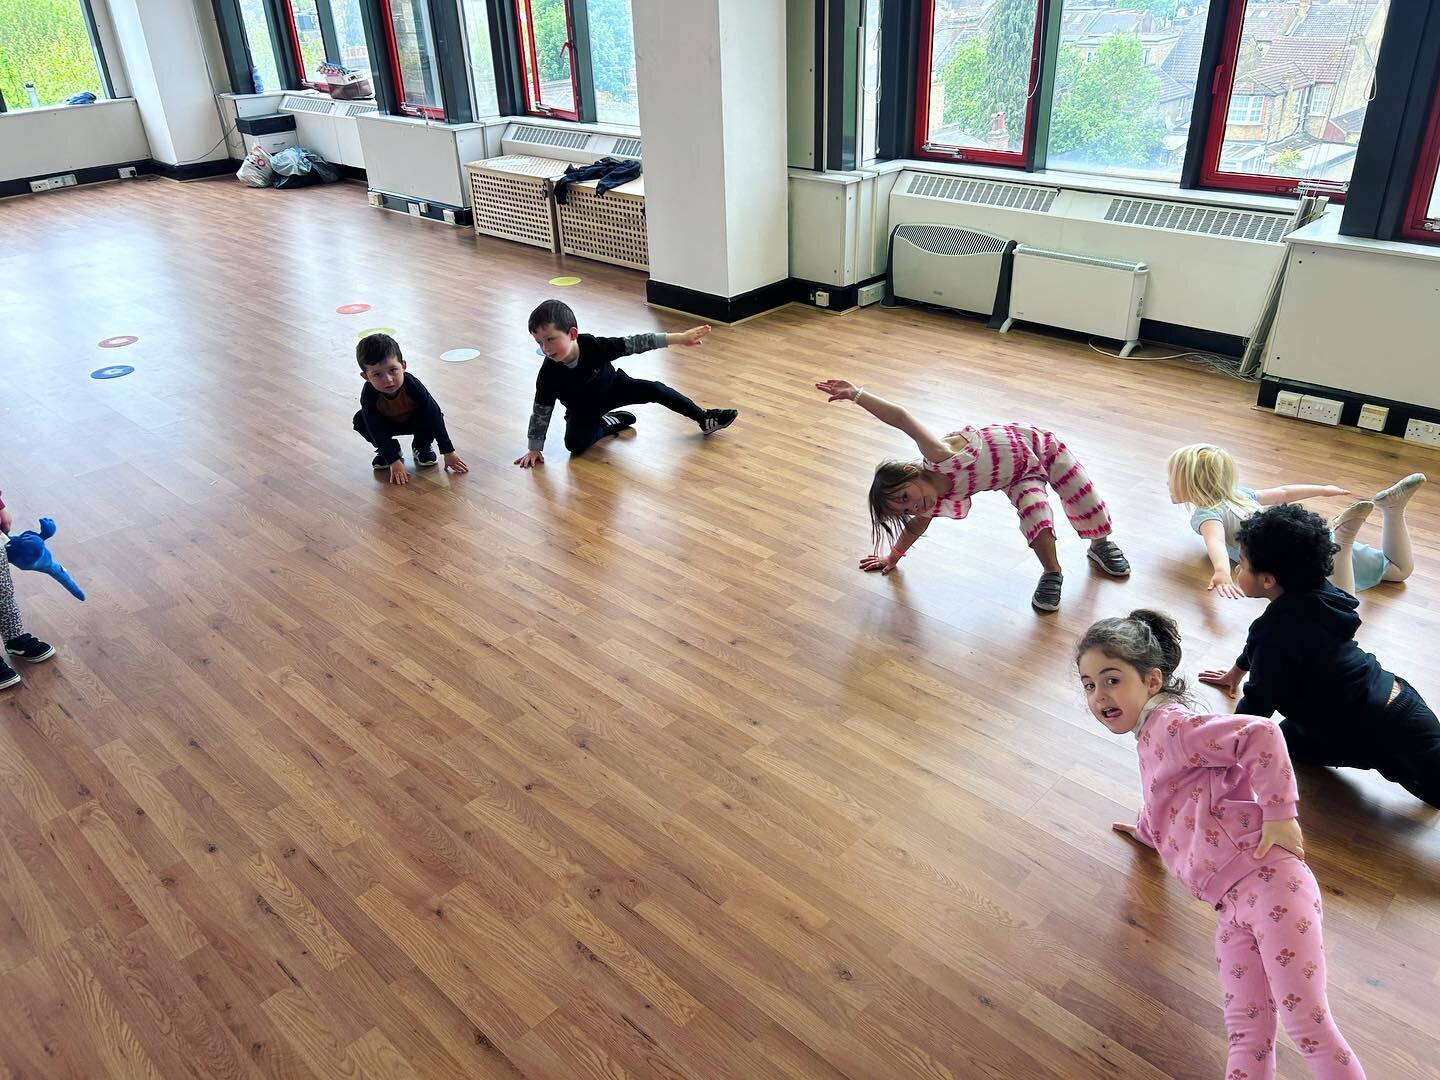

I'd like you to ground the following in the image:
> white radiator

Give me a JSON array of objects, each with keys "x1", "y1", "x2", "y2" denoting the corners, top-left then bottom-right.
[
  {"x1": 890, "y1": 223, "x2": 1008, "y2": 317},
  {"x1": 1001, "y1": 245, "x2": 1149, "y2": 357}
]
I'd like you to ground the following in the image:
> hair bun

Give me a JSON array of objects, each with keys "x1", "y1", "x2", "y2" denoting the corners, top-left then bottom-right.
[{"x1": 1129, "y1": 608, "x2": 1182, "y2": 664}]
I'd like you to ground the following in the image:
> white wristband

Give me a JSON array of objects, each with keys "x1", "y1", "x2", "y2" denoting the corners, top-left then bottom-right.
[{"x1": 853, "y1": 387, "x2": 866, "y2": 402}]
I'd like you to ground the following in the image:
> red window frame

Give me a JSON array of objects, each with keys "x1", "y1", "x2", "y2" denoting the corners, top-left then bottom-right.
[
  {"x1": 1198, "y1": 0, "x2": 1351, "y2": 201},
  {"x1": 377, "y1": 0, "x2": 446, "y2": 119},
  {"x1": 277, "y1": 0, "x2": 317, "y2": 88},
  {"x1": 1400, "y1": 83, "x2": 1440, "y2": 243},
  {"x1": 913, "y1": 0, "x2": 1044, "y2": 167},
  {"x1": 513, "y1": 0, "x2": 580, "y2": 121}
]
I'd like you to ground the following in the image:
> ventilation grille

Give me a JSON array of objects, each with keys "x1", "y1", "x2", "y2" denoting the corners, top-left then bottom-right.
[
  {"x1": 281, "y1": 95, "x2": 335, "y2": 114},
  {"x1": 1105, "y1": 198, "x2": 1291, "y2": 243},
  {"x1": 557, "y1": 182, "x2": 647, "y2": 271},
  {"x1": 906, "y1": 173, "x2": 1057, "y2": 212},
  {"x1": 612, "y1": 137, "x2": 642, "y2": 158},
  {"x1": 1014, "y1": 245, "x2": 1147, "y2": 273},
  {"x1": 512, "y1": 124, "x2": 591, "y2": 150},
  {"x1": 466, "y1": 162, "x2": 559, "y2": 251},
  {"x1": 344, "y1": 101, "x2": 378, "y2": 116},
  {"x1": 894, "y1": 224, "x2": 1007, "y2": 257}
]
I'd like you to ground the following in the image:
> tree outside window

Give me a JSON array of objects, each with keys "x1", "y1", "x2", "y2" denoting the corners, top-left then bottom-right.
[
  {"x1": 0, "y1": 0, "x2": 107, "y2": 109},
  {"x1": 587, "y1": 0, "x2": 637, "y2": 127}
]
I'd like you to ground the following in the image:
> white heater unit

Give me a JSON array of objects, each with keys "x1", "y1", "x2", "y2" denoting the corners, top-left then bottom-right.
[
  {"x1": 890, "y1": 223, "x2": 1009, "y2": 317},
  {"x1": 1000, "y1": 245, "x2": 1149, "y2": 357}
]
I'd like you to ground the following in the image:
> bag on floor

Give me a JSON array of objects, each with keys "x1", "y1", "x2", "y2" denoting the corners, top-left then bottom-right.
[
  {"x1": 235, "y1": 143, "x2": 273, "y2": 188},
  {"x1": 269, "y1": 146, "x2": 313, "y2": 178}
]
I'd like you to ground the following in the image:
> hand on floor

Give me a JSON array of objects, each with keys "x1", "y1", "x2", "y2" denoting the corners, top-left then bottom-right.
[
  {"x1": 514, "y1": 450, "x2": 544, "y2": 469},
  {"x1": 443, "y1": 452, "x2": 468, "y2": 474},
  {"x1": 1199, "y1": 667, "x2": 1242, "y2": 695},
  {"x1": 1208, "y1": 571, "x2": 1246, "y2": 599},
  {"x1": 388, "y1": 460, "x2": 410, "y2": 485},
  {"x1": 858, "y1": 552, "x2": 899, "y2": 574}
]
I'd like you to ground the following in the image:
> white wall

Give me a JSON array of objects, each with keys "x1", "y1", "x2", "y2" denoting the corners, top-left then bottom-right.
[
  {"x1": 105, "y1": 0, "x2": 228, "y2": 165},
  {"x1": 0, "y1": 100, "x2": 150, "y2": 183}
]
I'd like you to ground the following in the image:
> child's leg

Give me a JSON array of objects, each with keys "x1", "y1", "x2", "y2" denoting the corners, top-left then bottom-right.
[
  {"x1": 353, "y1": 410, "x2": 376, "y2": 446},
  {"x1": 563, "y1": 410, "x2": 613, "y2": 455},
  {"x1": 1245, "y1": 864, "x2": 1365, "y2": 1078},
  {"x1": 1038, "y1": 440, "x2": 1113, "y2": 540},
  {"x1": 607, "y1": 372, "x2": 705, "y2": 423},
  {"x1": 1371, "y1": 680, "x2": 1440, "y2": 809},
  {"x1": 1214, "y1": 903, "x2": 1280, "y2": 1079},
  {"x1": 1374, "y1": 473, "x2": 1423, "y2": 581},
  {"x1": 1005, "y1": 482, "x2": 1061, "y2": 568},
  {"x1": 1328, "y1": 501, "x2": 1372, "y2": 594},
  {"x1": 0, "y1": 547, "x2": 25, "y2": 642}
]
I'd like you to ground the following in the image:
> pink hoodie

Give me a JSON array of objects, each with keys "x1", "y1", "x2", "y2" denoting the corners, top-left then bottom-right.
[{"x1": 1132, "y1": 699, "x2": 1300, "y2": 906}]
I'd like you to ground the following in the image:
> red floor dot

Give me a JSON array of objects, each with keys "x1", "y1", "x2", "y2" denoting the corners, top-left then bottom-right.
[
  {"x1": 336, "y1": 303, "x2": 372, "y2": 315},
  {"x1": 98, "y1": 335, "x2": 138, "y2": 348}
]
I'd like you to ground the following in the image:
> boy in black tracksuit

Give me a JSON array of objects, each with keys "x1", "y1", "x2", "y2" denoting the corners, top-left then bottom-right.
[
  {"x1": 513, "y1": 299, "x2": 738, "y2": 468},
  {"x1": 1200, "y1": 503, "x2": 1440, "y2": 808},
  {"x1": 354, "y1": 333, "x2": 468, "y2": 485}
]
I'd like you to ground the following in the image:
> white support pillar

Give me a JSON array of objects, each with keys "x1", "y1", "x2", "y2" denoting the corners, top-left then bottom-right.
[{"x1": 631, "y1": 0, "x2": 791, "y2": 322}]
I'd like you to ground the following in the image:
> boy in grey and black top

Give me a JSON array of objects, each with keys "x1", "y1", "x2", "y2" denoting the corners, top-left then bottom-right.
[{"x1": 514, "y1": 299, "x2": 739, "y2": 468}]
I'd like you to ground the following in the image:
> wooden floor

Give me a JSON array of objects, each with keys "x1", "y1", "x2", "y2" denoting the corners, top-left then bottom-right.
[{"x1": 1, "y1": 177, "x2": 1437, "y2": 1080}]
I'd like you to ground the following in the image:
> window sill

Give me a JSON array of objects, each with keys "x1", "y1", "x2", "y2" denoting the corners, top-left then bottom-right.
[
  {"x1": 1287, "y1": 212, "x2": 1440, "y2": 264},
  {"x1": 885, "y1": 157, "x2": 1303, "y2": 214},
  {"x1": 0, "y1": 97, "x2": 128, "y2": 119}
]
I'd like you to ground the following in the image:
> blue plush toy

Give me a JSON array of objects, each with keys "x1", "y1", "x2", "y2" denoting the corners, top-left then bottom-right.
[{"x1": 5, "y1": 518, "x2": 85, "y2": 601}]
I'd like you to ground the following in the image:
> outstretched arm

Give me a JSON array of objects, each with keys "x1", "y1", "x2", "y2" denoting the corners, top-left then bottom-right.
[
  {"x1": 814, "y1": 380, "x2": 952, "y2": 462},
  {"x1": 1198, "y1": 519, "x2": 1244, "y2": 599},
  {"x1": 1255, "y1": 484, "x2": 1350, "y2": 505}
]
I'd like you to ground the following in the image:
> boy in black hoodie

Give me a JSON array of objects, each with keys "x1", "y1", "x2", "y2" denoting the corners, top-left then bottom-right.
[{"x1": 1199, "y1": 503, "x2": 1439, "y2": 807}]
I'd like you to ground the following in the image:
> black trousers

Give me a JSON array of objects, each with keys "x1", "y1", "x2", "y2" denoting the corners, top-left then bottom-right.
[
  {"x1": 1280, "y1": 678, "x2": 1440, "y2": 808},
  {"x1": 564, "y1": 371, "x2": 703, "y2": 455},
  {"x1": 353, "y1": 411, "x2": 440, "y2": 455}
]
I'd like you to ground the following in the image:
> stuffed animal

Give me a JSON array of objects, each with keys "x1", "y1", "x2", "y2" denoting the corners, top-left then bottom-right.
[{"x1": 5, "y1": 518, "x2": 85, "y2": 601}]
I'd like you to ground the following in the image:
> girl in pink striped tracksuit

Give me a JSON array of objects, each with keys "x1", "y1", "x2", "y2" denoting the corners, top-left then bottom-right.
[
  {"x1": 1077, "y1": 609, "x2": 1364, "y2": 1080},
  {"x1": 815, "y1": 379, "x2": 1130, "y2": 611}
]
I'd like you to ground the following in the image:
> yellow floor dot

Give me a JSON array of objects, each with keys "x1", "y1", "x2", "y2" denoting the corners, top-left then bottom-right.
[{"x1": 548, "y1": 276, "x2": 582, "y2": 287}]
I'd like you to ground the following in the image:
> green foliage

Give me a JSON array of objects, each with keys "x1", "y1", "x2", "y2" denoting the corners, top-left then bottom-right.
[
  {"x1": 585, "y1": 0, "x2": 635, "y2": 115},
  {"x1": 0, "y1": 0, "x2": 104, "y2": 108},
  {"x1": 534, "y1": 0, "x2": 570, "y2": 84},
  {"x1": 983, "y1": 0, "x2": 1037, "y2": 150},
  {"x1": 1049, "y1": 36, "x2": 1166, "y2": 168},
  {"x1": 1272, "y1": 147, "x2": 1303, "y2": 172},
  {"x1": 1130, "y1": 0, "x2": 1179, "y2": 20},
  {"x1": 940, "y1": 36, "x2": 989, "y2": 134}
]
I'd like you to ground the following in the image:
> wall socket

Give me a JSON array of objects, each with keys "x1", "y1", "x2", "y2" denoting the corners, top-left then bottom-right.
[
  {"x1": 1274, "y1": 391, "x2": 1302, "y2": 417},
  {"x1": 1405, "y1": 418, "x2": 1440, "y2": 448},
  {"x1": 1357, "y1": 403, "x2": 1389, "y2": 432},
  {"x1": 857, "y1": 281, "x2": 886, "y2": 307},
  {"x1": 118, "y1": 166, "x2": 138, "y2": 179},
  {"x1": 28, "y1": 173, "x2": 77, "y2": 192},
  {"x1": 1297, "y1": 395, "x2": 1343, "y2": 426}
]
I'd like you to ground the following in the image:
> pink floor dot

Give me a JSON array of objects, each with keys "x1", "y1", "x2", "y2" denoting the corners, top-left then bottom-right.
[
  {"x1": 336, "y1": 303, "x2": 372, "y2": 315},
  {"x1": 98, "y1": 335, "x2": 138, "y2": 348}
]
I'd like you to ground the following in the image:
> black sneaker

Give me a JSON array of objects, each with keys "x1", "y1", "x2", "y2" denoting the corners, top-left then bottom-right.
[
  {"x1": 0, "y1": 660, "x2": 19, "y2": 690},
  {"x1": 602, "y1": 411, "x2": 637, "y2": 436},
  {"x1": 1087, "y1": 540, "x2": 1131, "y2": 578},
  {"x1": 1031, "y1": 571, "x2": 1064, "y2": 612},
  {"x1": 413, "y1": 441, "x2": 438, "y2": 467},
  {"x1": 5, "y1": 634, "x2": 55, "y2": 663},
  {"x1": 700, "y1": 408, "x2": 738, "y2": 436},
  {"x1": 372, "y1": 452, "x2": 388, "y2": 470}
]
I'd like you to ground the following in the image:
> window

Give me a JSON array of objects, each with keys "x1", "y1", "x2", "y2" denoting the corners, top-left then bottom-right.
[
  {"x1": 237, "y1": 0, "x2": 282, "y2": 93},
  {"x1": 285, "y1": 0, "x2": 328, "y2": 85},
  {"x1": 858, "y1": 0, "x2": 882, "y2": 166},
  {"x1": 380, "y1": 0, "x2": 443, "y2": 116},
  {"x1": 0, "y1": 0, "x2": 109, "y2": 110},
  {"x1": 461, "y1": 0, "x2": 501, "y2": 116},
  {"x1": 1201, "y1": 0, "x2": 1392, "y2": 197},
  {"x1": 1401, "y1": 84, "x2": 1440, "y2": 242},
  {"x1": 587, "y1": 0, "x2": 637, "y2": 126},
  {"x1": 515, "y1": 0, "x2": 579, "y2": 119},
  {"x1": 1045, "y1": 1, "x2": 1196, "y2": 181},
  {"x1": 915, "y1": 0, "x2": 1043, "y2": 165},
  {"x1": 1230, "y1": 94, "x2": 1263, "y2": 125},
  {"x1": 332, "y1": 0, "x2": 372, "y2": 77}
]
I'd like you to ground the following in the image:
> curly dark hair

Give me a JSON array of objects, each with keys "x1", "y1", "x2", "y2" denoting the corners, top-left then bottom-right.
[{"x1": 1236, "y1": 503, "x2": 1337, "y2": 590}]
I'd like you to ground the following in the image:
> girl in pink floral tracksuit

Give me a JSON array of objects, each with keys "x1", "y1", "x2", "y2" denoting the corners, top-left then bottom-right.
[{"x1": 1077, "y1": 609, "x2": 1363, "y2": 1080}]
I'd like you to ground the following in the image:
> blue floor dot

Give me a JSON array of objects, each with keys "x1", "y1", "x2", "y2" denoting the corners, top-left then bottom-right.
[{"x1": 91, "y1": 365, "x2": 135, "y2": 380}]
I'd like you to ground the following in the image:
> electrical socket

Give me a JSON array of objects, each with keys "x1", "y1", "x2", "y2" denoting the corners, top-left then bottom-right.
[
  {"x1": 118, "y1": 166, "x2": 138, "y2": 179},
  {"x1": 857, "y1": 281, "x2": 886, "y2": 307},
  {"x1": 1298, "y1": 395, "x2": 1343, "y2": 426},
  {"x1": 1357, "y1": 403, "x2": 1388, "y2": 432},
  {"x1": 1404, "y1": 419, "x2": 1440, "y2": 448},
  {"x1": 367, "y1": 191, "x2": 382, "y2": 207},
  {"x1": 1274, "y1": 391, "x2": 1302, "y2": 417},
  {"x1": 810, "y1": 289, "x2": 830, "y2": 308}
]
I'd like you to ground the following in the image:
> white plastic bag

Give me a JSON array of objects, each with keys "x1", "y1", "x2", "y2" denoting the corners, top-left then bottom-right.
[{"x1": 236, "y1": 143, "x2": 273, "y2": 188}]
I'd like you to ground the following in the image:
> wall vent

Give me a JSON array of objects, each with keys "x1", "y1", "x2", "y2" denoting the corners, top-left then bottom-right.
[
  {"x1": 907, "y1": 173, "x2": 1058, "y2": 212},
  {"x1": 512, "y1": 125, "x2": 591, "y2": 150},
  {"x1": 280, "y1": 95, "x2": 335, "y2": 114},
  {"x1": 1105, "y1": 198, "x2": 1291, "y2": 243},
  {"x1": 612, "y1": 137, "x2": 642, "y2": 158},
  {"x1": 344, "y1": 101, "x2": 379, "y2": 117}
]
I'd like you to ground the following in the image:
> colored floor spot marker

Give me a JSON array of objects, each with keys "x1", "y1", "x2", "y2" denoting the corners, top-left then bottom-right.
[
  {"x1": 548, "y1": 276, "x2": 582, "y2": 287},
  {"x1": 98, "y1": 335, "x2": 138, "y2": 348},
  {"x1": 336, "y1": 303, "x2": 372, "y2": 314},
  {"x1": 441, "y1": 348, "x2": 480, "y2": 363},
  {"x1": 91, "y1": 365, "x2": 135, "y2": 380},
  {"x1": 358, "y1": 327, "x2": 396, "y2": 339}
]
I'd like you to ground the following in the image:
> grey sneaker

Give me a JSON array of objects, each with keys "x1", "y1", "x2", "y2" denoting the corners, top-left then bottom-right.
[
  {"x1": 1032, "y1": 571, "x2": 1064, "y2": 612},
  {"x1": 1087, "y1": 539, "x2": 1131, "y2": 577}
]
